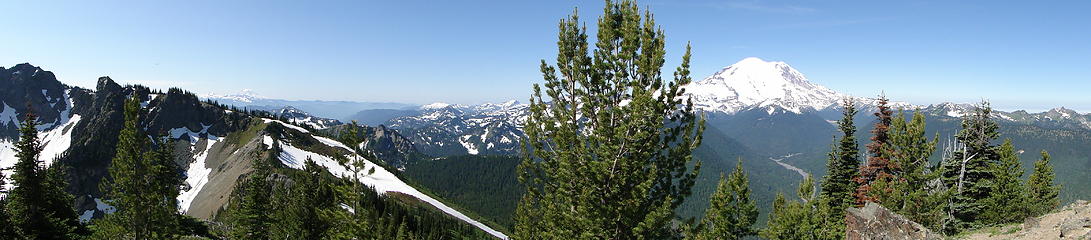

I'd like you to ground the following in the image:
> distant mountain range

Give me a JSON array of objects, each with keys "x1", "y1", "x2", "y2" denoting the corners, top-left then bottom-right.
[{"x1": 203, "y1": 89, "x2": 416, "y2": 121}]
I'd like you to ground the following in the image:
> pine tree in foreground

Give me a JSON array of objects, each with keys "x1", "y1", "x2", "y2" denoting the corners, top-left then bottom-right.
[
  {"x1": 0, "y1": 164, "x2": 14, "y2": 238},
  {"x1": 871, "y1": 110, "x2": 947, "y2": 231},
  {"x1": 229, "y1": 150, "x2": 272, "y2": 240},
  {"x1": 981, "y1": 139, "x2": 1029, "y2": 224},
  {"x1": 939, "y1": 101, "x2": 1002, "y2": 232},
  {"x1": 5, "y1": 111, "x2": 80, "y2": 239},
  {"x1": 855, "y1": 95, "x2": 896, "y2": 205},
  {"x1": 689, "y1": 159, "x2": 757, "y2": 240},
  {"x1": 818, "y1": 99, "x2": 860, "y2": 232},
  {"x1": 514, "y1": 0, "x2": 705, "y2": 239},
  {"x1": 1026, "y1": 150, "x2": 1060, "y2": 216},
  {"x1": 92, "y1": 96, "x2": 182, "y2": 239},
  {"x1": 324, "y1": 121, "x2": 373, "y2": 239},
  {"x1": 761, "y1": 177, "x2": 833, "y2": 240}
]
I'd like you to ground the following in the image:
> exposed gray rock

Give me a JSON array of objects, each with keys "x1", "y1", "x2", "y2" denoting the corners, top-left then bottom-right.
[{"x1": 846, "y1": 202, "x2": 942, "y2": 240}]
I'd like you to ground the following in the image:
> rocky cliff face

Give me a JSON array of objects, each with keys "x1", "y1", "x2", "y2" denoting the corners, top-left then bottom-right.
[
  {"x1": 845, "y1": 202, "x2": 943, "y2": 240},
  {"x1": 321, "y1": 124, "x2": 423, "y2": 169}
]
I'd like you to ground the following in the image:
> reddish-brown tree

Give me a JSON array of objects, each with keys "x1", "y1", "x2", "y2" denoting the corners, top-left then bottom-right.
[{"x1": 854, "y1": 95, "x2": 899, "y2": 205}]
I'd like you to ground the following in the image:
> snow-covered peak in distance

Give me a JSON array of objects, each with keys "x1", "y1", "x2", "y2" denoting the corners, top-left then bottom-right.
[
  {"x1": 202, "y1": 89, "x2": 264, "y2": 103},
  {"x1": 685, "y1": 57, "x2": 848, "y2": 114},
  {"x1": 420, "y1": 102, "x2": 455, "y2": 110}
]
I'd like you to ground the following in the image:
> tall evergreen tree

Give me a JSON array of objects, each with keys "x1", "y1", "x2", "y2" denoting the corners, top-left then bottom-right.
[
  {"x1": 92, "y1": 96, "x2": 181, "y2": 239},
  {"x1": 325, "y1": 121, "x2": 372, "y2": 239},
  {"x1": 855, "y1": 95, "x2": 896, "y2": 205},
  {"x1": 514, "y1": 0, "x2": 705, "y2": 238},
  {"x1": 939, "y1": 101, "x2": 1002, "y2": 232},
  {"x1": 280, "y1": 158, "x2": 335, "y2": 240},
  {"x1": 814, "y1": 99, "x2": 862, "y2": 238},
  {"x1": 981, "y1": 139, "x2": 1029, "y2": 224},
  {"x1": 870, "y1": 110, "x2": 946, "y2": 231},
  {"x1": 229, "y1": 150, "x2": 272, "y2": 240},
  {"x1": 5, "y1": 111, "x2": 79, "y2": 239},
  {"x1": 689, "y1": 159, "x2": 757, "y2": 240},
  {"x1": 1026, "y1": 150, "x2": 1060, "y2": 216},
  {"x1": 819, "y1": 99, "x2": 860, "y2": 223}
]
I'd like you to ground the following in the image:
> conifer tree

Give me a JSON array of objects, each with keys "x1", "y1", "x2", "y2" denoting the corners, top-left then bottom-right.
[
  {"x1": 760, "y1": 177, "x2": 828, "y2": 240},
  {"x1": 871, "y1": 110, "x2": 946, "y2": 231},
  {"x1": 230, "y1": 150, "x2": 272, "y2": 240},
  {"x1": 324, "y1": 121, "x2": 372, "y2": 239},
  {"x1": 819, "y1": 99, "x2": 860, "y2": 222},
  {"x1": 690, "y1": 159, "x2": 757, "y2": 240},
  {"x1": 981, "y1": 139, "x2": 1029, "y2": 224},
  {"x1": 0, "y1": 167, "x2": 14, "y2": 238},
  {"x1": 514, "y1": 0, "x2": 704, "y2": 238},
  {"x1": 1026, "y1": 150, "x2": 1060, "y2": 216},
  {"x1": 92, "y1": 96, "x2": 181, "y2": 239},
  {"x1": 6, "y1": 111, "x2": 79, "y2": 239},
  {"x1": 855, "y1": 95, "x2": 896, "y2": 205},
  {"x1": 940, "y1": 101, "x2": 1001, "y2": 232}
]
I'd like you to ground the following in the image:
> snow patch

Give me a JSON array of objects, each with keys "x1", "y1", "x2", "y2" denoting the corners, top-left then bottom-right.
[
  {"x1": 95, "y1": 198, "x2": 116, "y2": 214},
  {"x1": 263, "y1": 118, "x2": 311, "y2": 133},
  {"x1": 459, "y1": 135, "x2": 479, "y2": 155},
  {"x1": 79, "y1": 210, "x2": 95, "y2": 223},
  {"x1": 270, "y1": 133, "x2": 506, "y2": 239},
  {"x1": 171, "y1": 124, "x2": 222, "y2": 213}
]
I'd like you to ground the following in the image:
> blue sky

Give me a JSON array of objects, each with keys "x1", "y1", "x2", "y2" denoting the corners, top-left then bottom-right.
[{"x1": 1, "y1": 0, "x2": 1088, "y2": 112}]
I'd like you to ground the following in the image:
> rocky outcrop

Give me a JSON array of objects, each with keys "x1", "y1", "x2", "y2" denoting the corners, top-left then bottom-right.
[
  {"x1": 962, "y1": 200, "x2": 1091, "y2": 240},
  {"x1": 846, "y1": 202, "x2": 943, "y2": 240},
  {"x1": 321, "y1": 124, "x2": 424, "y2": 169}
]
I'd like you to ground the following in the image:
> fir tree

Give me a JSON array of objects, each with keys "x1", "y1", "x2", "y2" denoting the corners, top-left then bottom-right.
[
  {"x1": 229, "y1": 150, "x2": 272, "y2": 240},
  {"x1": 324, "y1": 121, "x2": 372, "y2": 239},
  {"x1": 0, "y1": 164, "x2": 13, "y2": 238},
  {"x1": 818, "y1": 99, "x2": 860, "y2": 227},
  {"x1": 855, "y1": 95, "x2": 896, "y2": 205},
  {"x1": 690, "y1": 159, "x2": 757, "y2": 240},
  {"x1": 940, "y1": 101, "x2": 1002, "y2": 232},
  {"x1": 871, "y1": 110, "x2": 946, "y2": 231},
  {"x1": 5, "y1": 111, "x2": 79, "y2": 239},
  {"x1": 92, "y1": 96, "x2": 182, "y2": 239},
  {"x1": 760, "y1": 177, "x2": 830, "y2": 240},
  {"x1": 514, "y1": 0, "x2": 705, "y2": 238},
  {"x1": 981, "y1": 139, "x2": 1029, "y2": 224},
  {"x1": 1026, "y1": 150, "x2": 1060, "y2": 216}
]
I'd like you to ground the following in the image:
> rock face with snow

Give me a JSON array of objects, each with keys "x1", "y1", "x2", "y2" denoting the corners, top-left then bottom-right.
[
  {"x1": 385, "y1": 100, "x2": 527, "y2": 157},
  {"x1": 276, "y1": 105, "x2": 342, "y2": 129}
]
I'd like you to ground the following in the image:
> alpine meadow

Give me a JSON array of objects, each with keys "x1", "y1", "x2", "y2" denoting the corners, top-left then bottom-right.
[{"x1": 1, "y1": 0, "x2": 1089, "y2": 239}]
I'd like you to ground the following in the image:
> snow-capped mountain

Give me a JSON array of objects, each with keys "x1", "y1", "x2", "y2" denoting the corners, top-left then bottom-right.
[
  {"x1": 686, "y1": 57, "x2": 848, "y2": 114},
  {"x1": 275, "y1": 106, "x2": 342, "y2": 129},
  {"x1": 385, "y1": 101, "x2": 527, "y2": 156},
  {"x1": 685, "y1": 57, "x2": 916, "y2": 115}
]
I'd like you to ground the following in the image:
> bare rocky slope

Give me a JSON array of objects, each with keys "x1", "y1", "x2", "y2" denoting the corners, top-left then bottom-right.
[{"x1": 846, "y1": 201, "x2": 1091, "y2": 239}]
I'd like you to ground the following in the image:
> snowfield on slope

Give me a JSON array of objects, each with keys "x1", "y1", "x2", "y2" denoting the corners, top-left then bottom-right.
[
  {"x1": 171, "y1": 124, "x2": 222, "y2": 213},
  {"x1": 0, "y1": 94, "x2": 82, "y2": 192},
  {"x1": 262, "y1": 121, "x2": 508, "y2": 239}
]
